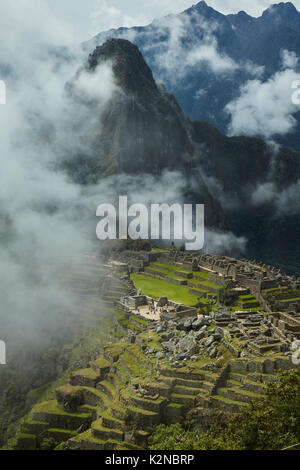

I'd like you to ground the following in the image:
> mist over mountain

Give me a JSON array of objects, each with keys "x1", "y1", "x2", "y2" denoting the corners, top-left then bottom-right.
[
  {"x1": 66, "y1": 37, "x2": 300, "y2": 274},
  {"x1": 84, "y1": 1, "x2": 300, "y2": 152}
]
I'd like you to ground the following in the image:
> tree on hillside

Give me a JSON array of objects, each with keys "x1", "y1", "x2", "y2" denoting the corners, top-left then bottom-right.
[{"x1": 149, "y1": 370, "x2": 300, "y2": 450}]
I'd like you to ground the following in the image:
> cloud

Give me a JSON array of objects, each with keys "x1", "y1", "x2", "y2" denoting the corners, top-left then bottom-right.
[
  {"x1": 132, "y1": 10, "x2": 240, "y2": 86},
  {"x1": 204, "y1": 229, "x2": 247, "y2": 255},
  {"x1": 88, "y1": 0, "x2": 195, "y2": 36},
  {"x1": 275, "y1": 180, "x2": 300, "y2": 215},
  {"x1": 226, "y1": 67, "x2": 300, "y2": 138},
  {"x1": 0, "y1": 0, "x2": 74, "y2": 47},
  {"x1": 71, "y1": 62, "x2": 119, "y2": 103},
  {"x1": 281, "y1": 49, "x2": 299, "y2": 70},
  {"x1": 252, "y1": 182, "x2": 277, "y2": 206},
  {"x1": 0, "y1": 0, "x2": 121, "y2": 346},
  {"x1": 252, "y1": 180, "x2": 300, "y2": 216},
  {"x1": 89, "y1": 0, "x2": 149, "y2": 36}
]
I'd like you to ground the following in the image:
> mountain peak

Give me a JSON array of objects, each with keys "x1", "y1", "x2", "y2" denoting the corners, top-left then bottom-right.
[
  {"x1": 195, "y1": 0, "x2": 209, "y2": 9},
  {"x1": 184, "y1": 1, "x2": 221, "y2": 17},
  {"x1": 263, "y1": 2, "x2": 298, "y2": 17},
  {"x1": 88, "y1": 38, "x2": 158, "y2": 95},
  {"x1": 237, "y1": 10, "x2": 251, "y2": 18}
]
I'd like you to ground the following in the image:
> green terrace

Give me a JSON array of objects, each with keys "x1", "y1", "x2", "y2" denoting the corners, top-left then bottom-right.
[
  {"x1": 130, "y1": 259, "x2": 221, "y2": 307},
  {"x1": 280, "y1": 297, "x2": 300, "y2": 303},
  {"x1": 152, "y1": 261, "x2": 192, "y2": 273},
  {"x1": 262, "y1": 287, "x2": 290, "y2": 294},
  {"x1": 239, "y1": 294, "x2": 256, "y2": 300},
  {"x1": 263, "y1": 287, "x2": 300, "y2": 300},
  {"x1": 145, "y1": 265, "x2": 187, "y2": 282},
  {"x1": 13, "y1": 339, "x2": 162, "y2": 450},
  {"x1": 111, "y1": 308, "x2": 148, "y2": 333},
  {"x1": 152, "y1": 261, "x2": 211, "y2": 281},
  {"x1": 231, "y1": 306, "x2": 263, "y2": 312},
  {"x1": 232, "y1": 292, "x2": 260, "y2": 310},
  {"x1": 187, "y1": 277, "x2": 221, "y2": 290}
]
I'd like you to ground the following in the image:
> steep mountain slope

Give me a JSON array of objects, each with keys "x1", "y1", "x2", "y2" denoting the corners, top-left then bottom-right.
[
  {"x1": 85, "y1": 39, "x2": 193, "y2": 176},
  {"x1": 84, "y1": 1, "x2": 300, "y2": 151},
  {"x1": 65, "y1": 39, "x2": 225, "y2": 229},
  {"x1": 191, "y1": 122, "x2": 300, "y2": 273},
  {"x1": 67, "y1": 38, "x2": 300, "y2": 273}
]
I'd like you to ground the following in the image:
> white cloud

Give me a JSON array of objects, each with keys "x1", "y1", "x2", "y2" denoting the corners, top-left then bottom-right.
[
  {"x1": 275, "y1": 180, "x2": 300, "y2": 215},
  {"x1": 89, "y1": 0, "x2": 149, "y2": 36},
  {"x1": 252, "y1": 182, "x2": 277, "y2": 206},
  {"x1": 251, "y1": 180, "x2": 300, "y2": 216},
  {"x1": 0, "y1": 0, "x2": 121, "y2": 343},
  {"x1": 88, "y1": 0, "x2": 194, "y2": 35},
  {"x1": 137, "y1": 11, "x2": 239, "y2": 86},
  {"x1": 226, "y1": 68, "x2": 300, "y2": 138},
  {"x1": 281, "y1": 49, "x2": 299, "y2": 69},
  {"x1": 195, "y1": 88, "x2": 207, "y2": 100},
  {"x1": 204, "y1": 229, "x2": 247, "y2": 255},
  {"x1": 186, "y1": 38, "x2": 238, "y2": 73},
  {"x1": 0, "y1": 0, "x2": 74, "y2": 47},
  {"x1": 71, "y1": 61, "x2": 118, "y2": 103}
]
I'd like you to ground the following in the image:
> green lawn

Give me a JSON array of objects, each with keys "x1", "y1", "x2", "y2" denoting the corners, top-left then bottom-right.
[
  {"x1": 146, "y1": 266, "x2": 188, "y2": 282},
  {"x1": 231, "y1": 305, "x2": 263, "y2": 312},
  {"x1": 193, "y1": 270, "x2": 210, "y2": 279},
  {"x1": 131, "y1": 274, "x2": 199, "y2": 306},
  {"x1": 239, "y1": 298, "x2": 259, "y2": 304},
  {"x1": 262, "y1": 287, "x2": 289, "y2": 293}
]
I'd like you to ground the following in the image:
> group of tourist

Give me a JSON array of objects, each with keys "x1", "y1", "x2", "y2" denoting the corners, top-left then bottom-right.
[{"x1": 136, "y1": 304, "x2": 164, "y2": 316}]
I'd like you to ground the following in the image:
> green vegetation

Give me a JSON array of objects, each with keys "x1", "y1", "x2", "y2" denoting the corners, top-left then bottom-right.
[
  {"x1": 149, "y1": 370, "x2": 300, "y2": 450},
  {"x1": 218, "y1": 284, "x2": 239, "y2": 307},
  {"x1": 112, "y1": 309, "x2": 143, "y2": 332},
  {"x1": 145, "y1": 266, "x2": 186, "y2": 282},
  {"x1": 152, "y1": 261, "x2": 191, "y2": 274},
  {"x1": 194, "y1": 270, "x2": 209, "y2": 280},
  {"x1": 149, "y1": 424, "x2": 199, "y2": 450},
  {"x1": 32, "y1": 400, "x2": 90, "y2": 418},
  {"x1": 138, "y1": 330, "x2": 162, "y2": 352},
  {"x1": 5, "y1": 247, "x2": 300, "y2": 452},
  {"x1": 131, "y1": 274, "x2": 199, "y2": 306}
]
